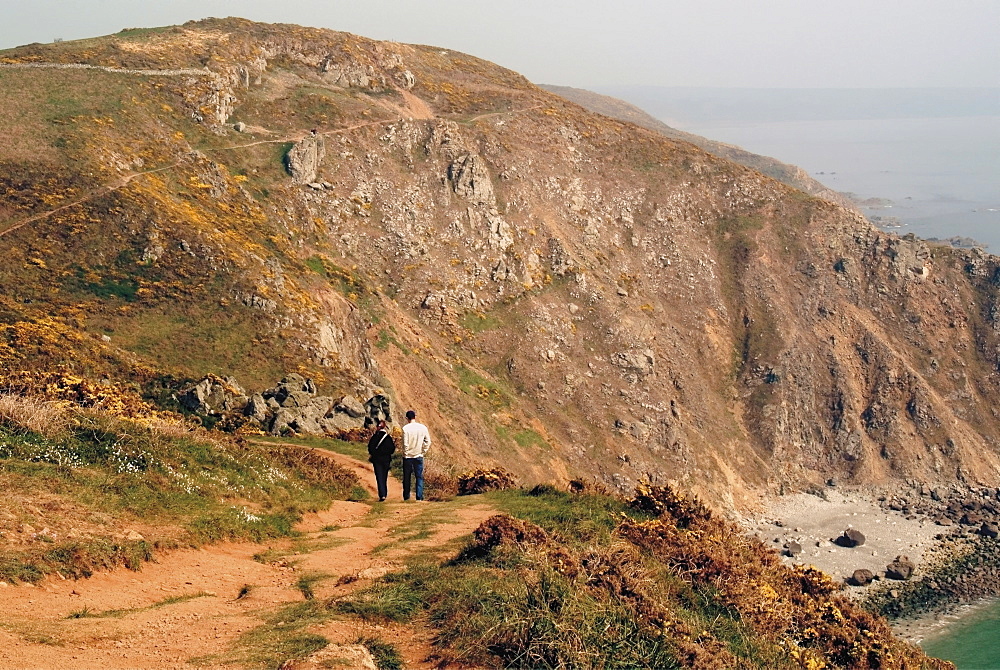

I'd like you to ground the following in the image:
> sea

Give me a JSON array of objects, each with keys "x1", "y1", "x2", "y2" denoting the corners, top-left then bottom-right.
[
  {"x1": 679, "y1": 114, "x2": 1000, "y2": 251},
  {"x1": 596, "y1": 86, "x2": 1000, "y2": 666},
  {"x1": 597, "y1": 87, "x2": 1000, "y2": 251},
  {"x1": 920, "y1": 599, "x2": 1000, "y2": 669}
]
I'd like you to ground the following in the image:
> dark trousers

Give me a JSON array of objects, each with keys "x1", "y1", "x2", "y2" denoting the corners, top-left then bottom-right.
[
  {"x1": 402, "y1": 457, "x2": 424, "y2": 500},
  {"x1": 372, "y1": 460, "x2": 390, "y2": 501}
]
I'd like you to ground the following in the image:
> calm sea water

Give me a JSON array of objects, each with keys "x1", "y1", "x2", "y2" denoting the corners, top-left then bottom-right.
[
  {"x1": 921, "y1": 599, "x2": 1000, "y2": 669},
  {"x1": 679, "y1": 115, "x2": 1000, "y2": 250}
]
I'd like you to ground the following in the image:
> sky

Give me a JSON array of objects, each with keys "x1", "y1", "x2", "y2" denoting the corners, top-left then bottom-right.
[{"x1": 1, "y1": 0, "x2": 998, "y2": 89}]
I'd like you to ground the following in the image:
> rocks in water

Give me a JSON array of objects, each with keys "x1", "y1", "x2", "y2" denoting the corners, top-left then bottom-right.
[
  {"x1": 848, "y1": 569, "x2": 876, "y2": 586},
  {"x1": 285, "y1": 133, "x2": 326, "y2": 184},
  {"x1": 835, "y1": 528, "x2": 866, "y2": 548},
  {"x1": 885, "y1": 555, "x2": 916, "y2": 581}
]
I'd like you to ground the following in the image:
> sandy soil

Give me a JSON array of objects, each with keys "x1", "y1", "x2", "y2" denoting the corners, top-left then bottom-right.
[
  {"x1": 0, "y1": 448, "x2": 495, "y2": 669},
  {"x1": 743, "y1": 488, "x2": 943, "y2": 591}
]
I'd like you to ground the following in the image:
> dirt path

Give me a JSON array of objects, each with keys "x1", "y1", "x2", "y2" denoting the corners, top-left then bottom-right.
[{"x1": 0, "y1": 448, "x2": 496, "y2": 669}]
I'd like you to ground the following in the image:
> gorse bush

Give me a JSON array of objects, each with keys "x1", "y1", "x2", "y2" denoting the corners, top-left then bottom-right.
[
  {"x1": 339, "y1": 486, "x2": 952, "y2": 670},
  {"x1": 457, "y1": 467, "x2": 517, "y2": 495}
]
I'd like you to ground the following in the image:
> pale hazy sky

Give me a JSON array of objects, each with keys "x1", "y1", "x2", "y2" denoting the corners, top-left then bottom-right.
[{"x1": 2, "y1": 0, "x2": 998, "y2": 88}]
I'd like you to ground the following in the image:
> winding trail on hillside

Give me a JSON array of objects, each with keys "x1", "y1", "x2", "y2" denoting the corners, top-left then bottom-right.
[
  {"x1": 0, "y1": 62, "x2": 214, "y2": 77},
  {"x1": 0, "y1": 447, "x2": 495, "y2": 669},
  {"x1": 0, "y1": 162, "x2": 186, "y2": 239}
]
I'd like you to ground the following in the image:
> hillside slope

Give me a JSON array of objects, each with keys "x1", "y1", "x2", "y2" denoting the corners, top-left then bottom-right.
[{"x1": 3, "y1": 18, "x2": 1000, "y2": 507}]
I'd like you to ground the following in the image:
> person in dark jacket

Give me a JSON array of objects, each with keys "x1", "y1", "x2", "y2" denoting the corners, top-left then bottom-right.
[{"x1": 366, "y1": 420, "x2": 395, "y2": 502}]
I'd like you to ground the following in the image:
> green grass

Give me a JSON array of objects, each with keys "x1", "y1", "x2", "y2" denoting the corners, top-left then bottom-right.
[
  {"x1": 103, "y1": 304, "x2": 287, "y2": 388},
  {"x1": 221, "y1": 600, "x2": 332, "y2": 669},
  {"x1": 295, "y1": 572, "x2": 332, "y2": 600},
  {"x1": 250, "y1": 434, "x2": 369, "y2": 463},
  {"x1": 459, "y1": 310, "x2": 502, "y2": 333},
  {"x1": 369, "y1": 499, "x2": 470, "y2": 557},
  {"x1": 455, "y1": 365, "x2": 510, "y2": 408},
  {"x1": 488, "y1": 487, "x2": 639, "y2": 546},
  {"x1": 513, "y1": 428, "x2": 549, "y2": 451},
  {"x1": 359, "y1": 636, "x2": 404, "y2": 670},
  {"x1": 374, "y1": 328, "x2": 409, "y2": 354}
]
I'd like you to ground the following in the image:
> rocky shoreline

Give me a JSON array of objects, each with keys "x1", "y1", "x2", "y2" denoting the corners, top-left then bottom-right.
[{"x1": 743, "y1": 481, "x2": 1000, "y2": 641}]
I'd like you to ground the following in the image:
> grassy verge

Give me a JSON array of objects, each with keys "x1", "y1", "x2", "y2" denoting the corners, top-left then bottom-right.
[{"x1": 0, "y1": 401, "x2": 362, "y2": 583}]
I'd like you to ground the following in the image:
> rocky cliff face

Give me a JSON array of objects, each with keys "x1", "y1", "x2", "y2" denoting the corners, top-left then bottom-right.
[{"x1": 3, "y1": 18, "x2": 1000, "y2": 507}]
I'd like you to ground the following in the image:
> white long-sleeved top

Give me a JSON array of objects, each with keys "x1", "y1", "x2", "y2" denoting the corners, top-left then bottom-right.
[{"x1": 402, "y1": 421, "x2": 431, "y2": 458}]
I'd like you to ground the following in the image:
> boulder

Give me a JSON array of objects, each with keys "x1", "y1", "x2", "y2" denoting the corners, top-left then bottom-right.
[
  {"x1": 979, "y1": 522, "x2": 1000, "y2": 539},
  {"x1": 886, "y1": 555, "x2": 916, "y2": 580},
  {"x1": 848, "y1": 569, "x2": 875, "y2": 586},
  {"x1": 177, "y1": 376, "x2": 247, "y2": 415},
  {"x1": 835, "y1": 528, "x2": 866, "y2": 548},
  {"x1": 296, "y1": 644, "x2": 378, "y2": 670},
  {"x1": 244, "y1": 393, "x2": 269, "y2": 422},
  {"x1": 287, "y1": 398, "x2": 334, "y2": 434},
  {"x1": 269, "y1": 407, "x2": 300, "y2": 436},
  {"x1": 279, "y1": 389, "x2": 314, "y2": 408},
  {"x1": 783, "y1": 541, "x2": 802, "y2": 558},
  {"x1": 263, "y1": 374, "x2": 317, "y2": 405},
  {"x1": 334, "y1": 395, "x2": 366, "y2": 418},
  {"x1": 363, "y1": 394, "x2": 392, "y2": 427},
  {"x1": 960, "y1": 512, "x2": 983, "y2": 526}
]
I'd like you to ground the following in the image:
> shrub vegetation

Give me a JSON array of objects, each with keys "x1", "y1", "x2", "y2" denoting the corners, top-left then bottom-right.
[{"x1": 338, "y1": 485, "x2": 952, "y2": 669}]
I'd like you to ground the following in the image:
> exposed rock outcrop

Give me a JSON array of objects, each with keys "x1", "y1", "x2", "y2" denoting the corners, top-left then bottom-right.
[
  {"x1": 449, "y1": 154, "x2": 495, "y2": 205},
  {"x1": 285, "y1": 134, "x2": 326, "y2": 184},
  {"x1": 180, "y1": 374, "x2": 385, "y2": 437},
  {"x1": 178, "y1": 376, "x2": 248, "y2": 415}
]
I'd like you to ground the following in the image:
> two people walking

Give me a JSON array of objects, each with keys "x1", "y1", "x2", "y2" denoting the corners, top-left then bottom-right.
[{"x1": 366, "y1": 409, "x2": 431, "y2": 502}]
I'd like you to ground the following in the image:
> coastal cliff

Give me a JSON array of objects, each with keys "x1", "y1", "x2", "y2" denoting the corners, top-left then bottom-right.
[{"x1": 3, "y1": 18, "x2": 1000, "y2": 509}]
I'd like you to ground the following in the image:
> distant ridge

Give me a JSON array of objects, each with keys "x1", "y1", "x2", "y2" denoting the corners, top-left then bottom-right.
[{"x1": 542, "y1": 84, "x2": 858, "y2": 210}]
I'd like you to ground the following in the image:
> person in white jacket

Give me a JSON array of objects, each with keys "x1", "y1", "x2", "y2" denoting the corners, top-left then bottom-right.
[{"x1": 401, "y1": 409, "x2": 431, "y2": 500}]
